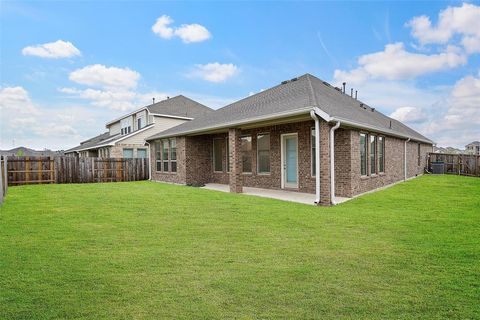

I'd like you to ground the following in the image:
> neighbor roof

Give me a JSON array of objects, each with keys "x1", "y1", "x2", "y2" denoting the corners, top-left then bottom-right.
[
  {"x1": 65, "y1": 132, "x2": 117, "y2": 153},
  {"x1": 146, "y1": 74, "x2": 432, "y2": 144},
  {"x1": 105, "y1": 95, "x2": 212, "y2": 126}
]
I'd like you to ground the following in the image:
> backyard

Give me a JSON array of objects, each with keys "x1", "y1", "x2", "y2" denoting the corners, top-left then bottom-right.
[{"x1": 0, "y1": 175, "x2": 479, "y2": 319}]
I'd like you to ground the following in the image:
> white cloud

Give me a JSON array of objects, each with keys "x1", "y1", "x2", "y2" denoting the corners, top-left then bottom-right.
[
  {"x1": 334, "y1": 42, "x2": 466, "y2": 84},
  {"x1": 69, "y1": 64, "x2": 140, "y2": 89},
  {"x1": 22, "y1": 40, "x2": 81, "y2": 59},
  {"x1": 152, "y1": 15, "x2": 211, "y2": 43},
  {"x1": 390, "y1": 106, "x2": 427, "y2": 123},
  {"x1": 407, "y1": 3, "x2": 480, "y2": 53},
  {"x1": 189, "y1": 63, "x2": 239, "y2": 83},
  {"x1": 0, "y1": 86, "x2": 39, "y2": 114}
]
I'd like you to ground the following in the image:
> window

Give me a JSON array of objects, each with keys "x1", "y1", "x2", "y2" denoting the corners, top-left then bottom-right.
[
  {"x1": 137, "y1": 148, "x2": 147, "y2": 159},
  {"x1": 370, "y1": 135, "x2": 376, "y2": 174},
  {"x1": 162, "y1": 140, "x2": 169, "y2": 171},
  {"x1": 241, "y1": 135, "x2": 252, "y2": 173},
  {"x1": 226, "y1": 138, "x2": 230, "y2": 172},
  {"x1": 360, "y1": 133, "x2": 367, "y2": 176},
  {"x1": 123, "y1": 148, "x2": 133, "y2": 158},
  {"x1": 155, "y1": 142, "x2": 161, "y2": 171},
  {"x1": 417, "y1": 143, "x2": 421, "y2": 166},
  {"x1": 213, "y1": 138, "x2": 223, "y2": 172},
  {"x1": 378, "y1": 137, "x2": 385, "y2": 173},
  {"x1": 170, "y1": 139, "x2": 177, "y2": 173},
  {"x1": 257, "y1": 133, "x2": 270, "y2": 174},
  {"x1": 311, "y1": 128, "x2": 316, "y2": 176},
  {"x1": 137, "y1": 118, "x2": 142, "y2": 130}
]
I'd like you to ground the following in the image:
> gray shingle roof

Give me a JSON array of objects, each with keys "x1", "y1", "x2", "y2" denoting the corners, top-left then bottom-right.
[
  {"x1": 147, "y1": 74, "x2": 432, "y2": 143},
  {"x1": 146, "y1": 95, "x2": 213, "y2": 119},
  {"x1": 65, "y1": 132, "x2": 119, "y2": 153}
]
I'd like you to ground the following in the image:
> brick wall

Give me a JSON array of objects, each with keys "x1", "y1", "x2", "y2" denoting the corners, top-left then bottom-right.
[{"x1": 150, "y1": 137, "x2": 187, "y2": 184}]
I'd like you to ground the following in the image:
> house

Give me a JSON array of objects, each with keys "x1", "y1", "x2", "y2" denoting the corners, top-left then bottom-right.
[
  {"x1": 145, "y1": 74, "x2": 433, "y2": 205},
  {"x1": 465, "y1": 141, "x2": 480, "y2": 155},
  {"x1": 65, "y1": 95, "x2": 212, "y2": 158},
  {"x1": 0, "y1": 147, "x2": 63, "y2": 157}
]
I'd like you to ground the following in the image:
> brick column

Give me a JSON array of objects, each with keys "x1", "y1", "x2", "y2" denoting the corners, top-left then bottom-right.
[
  {"x1": 229, "y1": 128, "x2": 243, "y2": 193},
  {"x1": 319, "y1": 121, "x2": 331, "y2": 205}
]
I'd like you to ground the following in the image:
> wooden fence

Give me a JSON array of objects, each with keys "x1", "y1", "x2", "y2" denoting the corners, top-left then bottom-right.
[
  {"x1": 428, "y1": 153, "x2": 480, "y2": 177},
  {"x1": 5, "y1": 156, "x2": 149, "y2": 185},
  {"x1": 0, "y1": 156, "x2": 8, "y2": 206}
]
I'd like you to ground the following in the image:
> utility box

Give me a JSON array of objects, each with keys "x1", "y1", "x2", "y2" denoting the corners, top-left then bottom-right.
[{"x1": 431, "y1": 162, "x2": 445, "y2": 174}]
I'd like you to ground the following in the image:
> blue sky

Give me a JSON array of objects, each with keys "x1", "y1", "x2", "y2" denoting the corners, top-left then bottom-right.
[{"x1": 1, "y1": 1, "x2": 479, "y2": 150}]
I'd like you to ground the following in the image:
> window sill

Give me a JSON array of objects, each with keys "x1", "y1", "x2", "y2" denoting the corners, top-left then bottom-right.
[
  {"x1": 213, "y1": 171, "x2": 225, "y2": 174},
  {"x1": 257, "y1": 172, "x2": 271, "y2": 176},
  {"x1": 360, "y1": 175, "x2": 369, "y2": 180},
  {"x1": 242, "y1": 172, "x2": 252, "y2": 175}
]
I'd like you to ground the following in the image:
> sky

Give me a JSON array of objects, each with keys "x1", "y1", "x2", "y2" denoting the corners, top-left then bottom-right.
[{"x1": 0, "y1": 1, "x2": 479, "y2": 150}]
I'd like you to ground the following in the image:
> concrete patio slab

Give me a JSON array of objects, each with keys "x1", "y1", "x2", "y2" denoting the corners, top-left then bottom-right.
[{"x1": 202, "y1": 183, "x2": 352, "y2": 205}]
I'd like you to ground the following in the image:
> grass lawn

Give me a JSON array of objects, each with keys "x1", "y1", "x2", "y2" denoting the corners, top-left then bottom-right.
[{"x1": 0, "y1": 175, "x2": 479, "y2": 319}]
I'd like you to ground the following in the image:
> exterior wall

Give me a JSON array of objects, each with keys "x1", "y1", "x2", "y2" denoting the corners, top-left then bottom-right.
[
  {"x1": 110, "y1": 144, "x2": 148, "y2": 158},
  {"x1": 150, "y1": 137, "x2": 187, "y2": 184},
  {"x1": 336, "y1": 128, "x2": 432, "y2": 197},
  {"x1": 108, "y1": 122, "x2": 121, "y2": 136}
]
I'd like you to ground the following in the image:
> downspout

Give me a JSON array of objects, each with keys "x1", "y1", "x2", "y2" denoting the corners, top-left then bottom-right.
[
  {"x1": 330, "y1": 121, "x2": 341, "y2": 205},
  {"x1": 310, "y1": 110, "x2": 321, "y2": 204},
  {"x1": 145, "y1": 141, "x2": 152, "y2": 181},
  {"x1": 404, "y1": 138, "x2": 410, "y2": 181}
]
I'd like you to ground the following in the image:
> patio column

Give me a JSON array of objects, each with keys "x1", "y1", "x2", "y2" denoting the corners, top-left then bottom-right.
[{"x1": 229, "y1": 128, "x2": 243, "y2": 193}]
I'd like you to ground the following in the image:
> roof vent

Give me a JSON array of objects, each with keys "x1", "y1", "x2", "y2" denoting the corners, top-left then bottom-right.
[
  {"x1": 281, "y1": 80, "x2": 289, "y2": 85},
  {"x1": 152, "y1": 98, "x2": 155, "y2": 104},
  {"x1": 290, "y1": 77, "x2": 298, "y2": 82},
  {"x1": 334, "y1": 87, "x2": 341, "y2": 92},
  {"x1": 371, "y1": 108, "x2": 375, "y2": 112},
  {"x1": 323, "y1": 81, "x2": 331, "y2": 86}
]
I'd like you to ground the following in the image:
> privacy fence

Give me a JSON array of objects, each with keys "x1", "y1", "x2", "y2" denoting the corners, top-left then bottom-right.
[
  {"x1": 1, "y1": 156, "x2": 8, "y2": 205},
  {"x1": 4, "y1": 156, "x2": 149, "y2": 186},
  {"x1": 428, "y1": 153, "x2": 480, "y2": 177}
]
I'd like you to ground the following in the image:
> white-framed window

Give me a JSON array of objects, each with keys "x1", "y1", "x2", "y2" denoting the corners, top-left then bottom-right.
[
  {"x1": 155, "y1": 141, "x2": 162, "y2": 171},
  {"x1": 137, "y1": 148, "x2": 147, "y2": 159},
  {"x1": 213, "y1": 138, "x2": 223, "y2": 172},
  {"x1": 170, "y1": 139, "x2": 177, "y2": 173},
  {"x1": 360, "y1": 133, "x2": 367, "y2": 176},
  {"x1": 241, "y1": 135, "x2": 252, "y2": 173},
  {"x1": 162, "y1": 140, "x2": 169, "y2": 172},
  {"x1": 121, "y1": 117, "x2": 132, "y2": 135},
  {"x1": 378, "y1": 136, "x2": 385, "y2": 173},
  {"x1": 311, "y1": 127, "x2": 316, "y2": 177},
  {"x1": 417, "y1": 143, "x2": 421, "y2": 166},
  {"x1": 123, "y1": 148, "x2": 133, "y2": 158},
  {"x1": 370, "y1": 135, "x2": 376, "y2": 174},
  {"x1": 257, "y1": 133, "x2": 270, "y2": 174}
]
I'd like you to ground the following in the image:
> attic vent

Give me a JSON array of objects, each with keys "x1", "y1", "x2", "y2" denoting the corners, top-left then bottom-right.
[
  {"x1": 281, "y1": 80, "x2": 289, "y2": 85},
  {"x1": 334, "y1": 87, "x2": 341, "y2": 92},
  {"x1": 290, "y1": 77, "x2": 298, "y2": 82},
  {"x1": 323, "y1": 81, "x2": 331, "y2": 86},
  {"x1": 371, "y1": 108, "x2": 375, "y2": 112}
]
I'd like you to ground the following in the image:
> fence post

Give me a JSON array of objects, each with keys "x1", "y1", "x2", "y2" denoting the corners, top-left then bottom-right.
[{"x1": 0, "y1": 157, "x2": 4, "y2": 205}]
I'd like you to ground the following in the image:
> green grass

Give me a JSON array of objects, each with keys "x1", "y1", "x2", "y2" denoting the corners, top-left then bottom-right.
[{"x1": 0, "y1": 175, "x2": 479, "y2": 319}]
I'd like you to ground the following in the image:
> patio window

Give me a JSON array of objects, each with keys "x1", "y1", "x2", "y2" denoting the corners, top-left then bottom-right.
[
  {"x1": 123, "y1": 148, "x2": 133, "y2": 158},
  {"x1": 311, "y1": 128, "x2": 316, "y2": 176},
  {"x1": 170, "y1": 139, "x2": 177, "y2": 173},
  {"x1": 257, "y1": 133, "x2": 270, "y2": 174},
  {"x1": 378, "y1": 136, "x2": 385, "y2": 173},
  {"x1": 370, "y1": 135, "x2": 376, "y2": 174},
  {"x1": 155, "y1": 141, "x2": 161, "y2": 171},
  {"x1": 360, "y1": 133, "x2": 367, "y2": 176},
  {"x1": 162, "y1": 140, "x2": 169, "y2": 172},
  {"x1": 241, "y1": 135, "x2": 252, "y2": 173},
  {"x1": 213, "y1": 138, "x2": 223, "y2": 172}
]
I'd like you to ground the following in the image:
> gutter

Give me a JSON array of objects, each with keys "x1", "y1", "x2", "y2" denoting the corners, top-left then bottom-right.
[
  {"x1": 404, "y1": 138, "x2": 410, "y2": 180},
  {"x1": 330, "y1": 121, "x2": 341, "y2": 205},
  {"x1": 310, "y1": 110, "x2": 321, "y2": 204}
]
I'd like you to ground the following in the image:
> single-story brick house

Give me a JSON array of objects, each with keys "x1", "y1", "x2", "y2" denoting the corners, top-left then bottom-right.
[{"x1": 145, "y1": 74, "x2": 433, "y2": 205}]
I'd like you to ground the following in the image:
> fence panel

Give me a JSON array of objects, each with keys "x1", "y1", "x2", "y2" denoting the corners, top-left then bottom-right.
[
  {"x1": 428, "y1": 153, "x2": 480, "y2": 177},
  {"x1": 6, "y1": 156, "x2": 149, "y2": 185},
  {"x1": 0, "y1": 156, "x2": 7, "y2": 205}
]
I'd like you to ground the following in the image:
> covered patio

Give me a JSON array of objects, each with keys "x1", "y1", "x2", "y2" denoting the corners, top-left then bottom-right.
[{"x1": 202, "y1": 183, "x2": 350, "y2": 205}]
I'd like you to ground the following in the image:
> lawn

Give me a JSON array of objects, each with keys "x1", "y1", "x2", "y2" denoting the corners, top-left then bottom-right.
[{"x1": 0, "y1": 175, "x2": 479, "y2": 319}]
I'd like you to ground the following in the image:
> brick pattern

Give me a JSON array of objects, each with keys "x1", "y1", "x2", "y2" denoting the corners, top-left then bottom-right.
[
  {"x1": 150, "y1": 137, "x2": 186, "y2": 184},
  {"x1": 229, "y1": 128, "x2": 243, "y2": 193}
]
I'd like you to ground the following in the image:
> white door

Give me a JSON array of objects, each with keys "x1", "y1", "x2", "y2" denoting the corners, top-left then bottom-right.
[{"x1": 281, "y1": 133, "x2": 298, "y2": 189}]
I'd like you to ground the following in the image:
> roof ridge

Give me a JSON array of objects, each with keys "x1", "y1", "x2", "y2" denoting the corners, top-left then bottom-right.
[{"x1": 305, "y1": 73, "x2": 319, "y2": 107}]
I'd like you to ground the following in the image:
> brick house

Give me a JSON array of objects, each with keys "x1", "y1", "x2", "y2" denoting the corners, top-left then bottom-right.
[
  {"x1": 65, "y1": 95, "x2": 212, "y2": 158},
  {"x1": 145, "y1": 74, "x2": 433, "y2": 205}
]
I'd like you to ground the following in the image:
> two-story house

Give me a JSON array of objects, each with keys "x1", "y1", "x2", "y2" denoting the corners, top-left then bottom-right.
[
  {"x1": 465, "y1": 141, "x2": 480, "y2": 155},
  {"x1": 65, "y1": 95, "x2": 212, "y2": 158}
]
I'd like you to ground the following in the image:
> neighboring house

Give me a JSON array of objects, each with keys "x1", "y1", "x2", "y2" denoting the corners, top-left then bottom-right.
[
  {"x1": 434, "y1": 146, "x2": 463, "y2": 154},
  {"x1": 145, "y1": 74, "x2": 434, "y2": 205},
  {"x1": 465, "y1": 141, "x2": 480, "y2": 155},
  {"x1": 65, "y1": 95, "x2": 212, "y2": 158}
]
